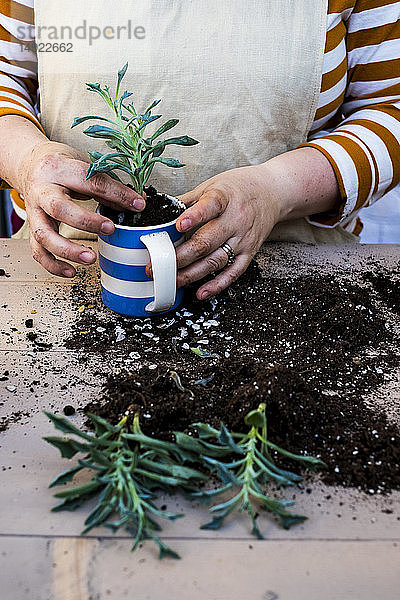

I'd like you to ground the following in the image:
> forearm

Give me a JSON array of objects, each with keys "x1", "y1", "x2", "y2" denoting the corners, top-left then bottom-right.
[
  {"x1": 0, "y1": 115, "x2": 49, "y2": 190},
  {"x1": 261, "y1": 147, "x2": 341, "y2": 223}
]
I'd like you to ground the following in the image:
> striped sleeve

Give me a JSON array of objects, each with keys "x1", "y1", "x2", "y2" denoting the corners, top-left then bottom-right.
[
  {"x1": 304, "y1": 0, "x2": 400, "y2": 229},
  {"x1": 0, "y1": 0, "x2": 41, "y2": 190}
]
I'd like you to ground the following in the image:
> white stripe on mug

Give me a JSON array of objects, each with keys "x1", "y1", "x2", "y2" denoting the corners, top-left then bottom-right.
[
  {"x1": 101, "y1": 272, "x2": 155, "y2": 299},
  {"x1": 98, "y1": 237, "x2": 184, "y2": 266}
]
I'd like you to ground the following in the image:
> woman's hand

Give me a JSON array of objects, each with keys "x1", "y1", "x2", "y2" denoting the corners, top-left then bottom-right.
[
  {"x1": 18, "y1": 140, "x2": 145, "y2": 278},
  {"x1": 151, "y1": 147, "x2": 340, "y2": 300},
  {"x1": 172, "y1": 164, "x2": 282, "y2": 300}
]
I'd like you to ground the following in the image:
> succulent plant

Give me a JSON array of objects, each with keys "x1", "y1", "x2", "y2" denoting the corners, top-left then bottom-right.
[
  {"x1": 44, "y1": 402, "x2": 325, "y2": 559},
  {"x1": 72, "y1": 63, "x2": 199, "y2": 195}
]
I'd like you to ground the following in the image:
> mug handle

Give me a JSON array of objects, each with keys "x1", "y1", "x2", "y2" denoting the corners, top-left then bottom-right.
[{"x1": 140, "y1": 231, "x2": 177, "y2": 313}]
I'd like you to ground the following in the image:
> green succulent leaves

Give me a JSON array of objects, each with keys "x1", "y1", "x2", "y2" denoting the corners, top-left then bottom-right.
[
  {"x1": 44, "y1": 402, "x2": 326, "y2": 559},
  {"x1": 72, "y1": 63, "x2": 199, "y2": 194},
  {"x1": 44, "y1": 411, "x2": 204, "y2": 559},
  {"x1": 186, "y1": 404, "x2": 326, "y2": 537}
]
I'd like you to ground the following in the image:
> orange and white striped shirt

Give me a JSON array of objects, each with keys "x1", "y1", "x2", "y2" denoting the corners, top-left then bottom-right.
[{"x1": 1, "y1": 0, "x2": 400, "y2": 234}]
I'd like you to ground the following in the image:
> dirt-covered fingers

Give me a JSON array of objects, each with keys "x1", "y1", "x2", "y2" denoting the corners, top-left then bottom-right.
[
  {"x1": 175, "y1": 219, "x2": 233, "y2": 270},
  {"x1": 177, "y1": 180, "x2": 211, "y2": 208},
  {"x1": 28, "y1": 206, "x2": 97, "y2": 268},
  {"x1": 176, "y1": 190, "x2": 228, "y2": 234},
  {"x1": 29, "y1": 234, "x2": 76, "y2": 278},
  {"x1": 58, "y1": 158, "x2": 145, "y2": 212},
  {"x1": 39, "y1": 186, "x2": 115, "y2": 235},
  {"x1": 196, "y1": 253, "x2": 252, "y2": 300},
  {"x1": 177, "y1": 245, "x2": 232, "y2": 288},
  {"x1": 24, "y1": 145, "x2": 144, "y2": 212}
]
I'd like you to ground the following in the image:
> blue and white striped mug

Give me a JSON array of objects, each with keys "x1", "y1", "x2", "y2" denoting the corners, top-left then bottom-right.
[{"x1": 97, "y1": 197, "x2": 185, "y2": 317}]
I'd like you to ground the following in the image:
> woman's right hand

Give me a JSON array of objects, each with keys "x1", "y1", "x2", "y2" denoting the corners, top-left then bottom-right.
[{"x1": 17, "y1": 139, "x2": 145, "y2": 277}]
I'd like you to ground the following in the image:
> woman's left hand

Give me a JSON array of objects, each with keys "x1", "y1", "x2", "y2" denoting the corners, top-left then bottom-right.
[
  {"x1": 144, "y1": 148, "x2": 340, "y2": 300},
  {"x1": 172, "y1": 164, "x2": 282, "y2": 300}
]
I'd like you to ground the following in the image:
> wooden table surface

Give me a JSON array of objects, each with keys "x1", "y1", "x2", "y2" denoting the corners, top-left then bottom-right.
[{"x1": 1, "y1": 239, "x2": 399, "y2": 600}]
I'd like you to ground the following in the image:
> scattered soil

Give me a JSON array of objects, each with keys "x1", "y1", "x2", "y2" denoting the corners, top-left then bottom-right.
[
  {"x1": 65, "y1": 262, "x2": 400, "y2": 494},
  {"x1": 100, "y1": 185, "x2": 182, "y2": 227},
  {"x1": 26, "y1": 331, "x2": 53, "y2": 352},
  {"x1": 363, "y1": 270, "x2": 400, "y2": 316},
  {"x1": 0, "y1": 409, "x2": 30, "y2": 433}
]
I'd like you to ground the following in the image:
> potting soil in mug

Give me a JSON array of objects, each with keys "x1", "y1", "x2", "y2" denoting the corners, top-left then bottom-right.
[
  {"x1": 100, "y1": 185, "x2": 182, "y2": 227},
  {"x1": 63, "y1": 261, "x2": 400, "y2": 495}
]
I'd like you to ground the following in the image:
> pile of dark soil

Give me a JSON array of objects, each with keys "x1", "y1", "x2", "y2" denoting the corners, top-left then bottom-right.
[
  {"x1": 85, "y1": 361, "x2": 400, "y2": 494},
  {"x1": 100, "y1": 185, "x2": 182, "y2": 227},
  {"x1": 67, "y1": 263, "x2": 400, "y2": 494}
]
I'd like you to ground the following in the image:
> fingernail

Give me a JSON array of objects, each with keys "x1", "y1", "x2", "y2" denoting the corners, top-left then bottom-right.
[
  {"x1": 63, "y1": 269, "x2": 74, "y2": 278},
  {"x1": 200, "y1": 290, "x2": 210, "y2": 300},
  {"x1": 80, "y1": 251, "x2": 95, "y2": 264},
  {"x1": 101, "y1": 221, "x2": 114, "y2": 234},
  {"x1": 134, "y1": 198, "x2": 145, "y2": 211},
  {"x1": 179, "y1": 218, "x2": 192, "y2": 232}
]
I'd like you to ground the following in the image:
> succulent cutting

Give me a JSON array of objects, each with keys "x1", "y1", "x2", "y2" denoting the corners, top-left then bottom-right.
[
  {"x1": 71, "y1": 63, "x2": 199, "y2": 196},
  {"x1": 44, "y1": 402, "x2": 325, "y2": 559}
]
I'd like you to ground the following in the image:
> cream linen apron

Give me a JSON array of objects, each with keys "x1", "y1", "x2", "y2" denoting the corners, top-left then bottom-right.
[{"x1": 16, "y1": 0, "x2": 356, "y2": 243}]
